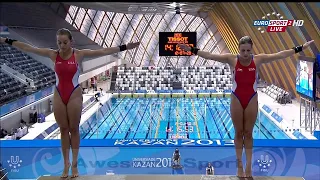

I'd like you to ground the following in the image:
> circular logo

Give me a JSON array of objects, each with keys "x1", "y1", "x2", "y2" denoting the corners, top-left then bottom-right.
[{"x1": 31, "y1": 148, "x2": 64, "y2": 177}]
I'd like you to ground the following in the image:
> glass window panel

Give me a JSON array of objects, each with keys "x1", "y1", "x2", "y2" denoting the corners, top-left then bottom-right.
[
  {"x1": 168, "y1": 15, "x2": 180, "y2": 31},
  {"x1": 144, "y1": 14, "x2": 153, "y2": 22},
  {"x1": 198, "y1": 27, "x2": 209, "y2": 41},
  {"x1": 72, "y1": 24, "x2": 78, "y2": 29},
  {"x1": 116, "y1": 51, "x2": 126, "y2": 60},
  {"x1": 212, "y1": 46, "x2": 220, "y2": 54},
  {"x1": 135, "y1": 46, "x2": 145, "y2": 60},
  {"x1": 141, "y1": 38, "x2": 148, "y2": 48},
  {"x1": 151, "y1": 44, "x2": 159, "y2": 58},
  {"x1": 181, "y1": 57, "x2": 189, "y2": 67},
  {"x1": 216, "y1": 46, "x2": 221, "y2": 53},
  {"x1": 183, "y1": 14, "x2": 194, "y2": 25},
  {"x1": 192, "y1": 57, "x2": 200, "y2": 66},
  {"x1": 194, "y1": 57, "x2": 202, "y2": 67},
  {"x1": 107, "y1": 12, "x2": 114, "y2": 19},
  {"x1": 123, "y1": 26, "x2": 133, "y2": 44},
  {"x1": 170, "y1": 58, "x2": 178, "y2": 67},
  {"x1": 65, "y1": 14, "x2": 73, "y2": 24},
  {"x1": 141, "y1": 27, "x2": 152, "y2": 45},
  {"x1": 164, "y1": 13, "x2": 174, "y2": 24},
  {"x1": 113, "y1": 13, "x2": 124, "y2": 26},
  {"x1": 176, "y1": 57, "x2": 184, "y2": 67},
  {"x1": 133, "y1": 58, "x2": 140, "y2": 66},
  {"x1": 112, "y1": 34, "x2": 121, "y2": 46},
  {"x1": 153, "y1": 58, "x2": 160, "y2": 66},
  {"x1": 196, "y1": 23, "x2": 207, "y2": 40},
  {"x1": 179, "y1": 13, "x2": 186, "y2": 20},
  {"x1": 93, "y1": 11, "x2": 104, "y2": 28},
  {"x1": 207, "y1": 60, "x2": 212, "y2": 66},
  {"x1": 161, "y1": 58, "x2": 167, "y2": 67},
  {"x1": 131, "y1": 15, "x2": 142, "y2": 29},
  {"x1": 188, "y1": 56, "x2": 197, "y2": 66},
  {"x1": 117, "y1": 50, "x2": 125, "y2": 60},
  {"x1": 175, "y1": 21, "x2": 186, "y2": 32},
  {"x1": 118, "y1": 17, "x2": 129, "y2": 38},
  {"x1": 150, "y1": 15, "x2": 162, "y2": 31},
  {"x1": 93, "y1": 11, "x2": 104, "y2": 22},
  {"x1": 131, "y1": 33, "x2": 140, "y2": 44},
  {"x1": 199, "y1": 57, "x2": 205, "y2": 66},
  {"x1": 106, "y1": 25, "x2": 116, "y2": 46},
  {"x1": 136, "y1": 18, "x2": 147, "y2": 39},
  {"x1": 68, "y1": 5, "x2": 78, "y2": 19},
  {"x1": 205, "y1": 39, "x2": 216, "y2": 52},
  {"x1": 188, "y1": 17, "x2": 201, "y2": 31},
  {"x1": 88, "y1": 9, "x2": 96, "y2": 19},
  {"x1": 99, "y1": 15, "x2": 110, "y2": 38},
  {"x1": 152, "y1": 56, "x2": 159, "y2": 65},
  {"x1": 142, "y1": 27, "x2": 153, "y2": 46},
  {"x1": 80, "y1": 13, "x2": 91, "y2": 34},
  {"x1": 143, "y1": 51, "x2": 152, "y2": 65},
  {"x1": 95, "y1": 33, "x2": 103, "y2": 46},
  {"x1": 206, "y1": 23, "x2": 216, "y2": 35},
  {"x1": 153, "y1": 58, "x2": 159, "y2": 66},
  {"x1": 211, "y1": 35, "x2": 217, "y2": 44},
  {"x1": 102, "y1": 42, "x2": 108, "y2": 48},
  {"x1": 125, "y1": 49, "x2": 134, "y2": 62},
  {"x1": 75, "y1": 8, "x2": 86, "y2": 28},
  {"x1": 148, "y1": 39, "x2": 157, "y2": 55},
  {"x1": 156, "y1": 57, "x2": 163, "y2": 67},
  {"x1": 125, "y1": 14, "x2": 133, "y2": 20},
  {"x1": 198, "y1": 32, "x2": 211, "y2": 50},
  {"x1": 154, "y1": 19, "x2": 166, "y2": 34},
  {"x1": 88, "y1": 26, "x2": 97, "y2": 41},
  {"x1": 142, "y1": 54, "x2": 151, "y2": 66}
]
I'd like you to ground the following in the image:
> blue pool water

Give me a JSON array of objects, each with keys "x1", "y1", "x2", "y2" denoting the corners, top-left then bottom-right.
[{"x1": 80, "y1": 96, "x2": 290, "y2": 139}]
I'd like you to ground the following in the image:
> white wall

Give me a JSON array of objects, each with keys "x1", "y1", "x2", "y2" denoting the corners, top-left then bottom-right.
[{"x1": 79, "y1": 58, "x2": 130, "y2": 83}]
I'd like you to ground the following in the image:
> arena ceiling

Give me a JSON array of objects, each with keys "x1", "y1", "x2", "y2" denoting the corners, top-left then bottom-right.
[
  {"x1": 65, "y1": 2, "x2": 216, "y2": 14},
  {"x1": 63, "y1": 2, "x2": 222, "y2": 68}
]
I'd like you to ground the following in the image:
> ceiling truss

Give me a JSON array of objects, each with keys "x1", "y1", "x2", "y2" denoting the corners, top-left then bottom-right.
[{"x1": 65, "y1": 4, "x2": 222, "y2": 68}]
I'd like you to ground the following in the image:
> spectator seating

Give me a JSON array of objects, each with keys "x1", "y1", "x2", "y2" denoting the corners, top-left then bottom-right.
[
  {"x1": 0, "y1": 43, "x2": 56, "y2": 105},
  {"x1": 262, "y1": 84, "x2": 292, "y2": 104},
  {"x1": 114, "y1": 66, "x2": 233, "y2": 92}
]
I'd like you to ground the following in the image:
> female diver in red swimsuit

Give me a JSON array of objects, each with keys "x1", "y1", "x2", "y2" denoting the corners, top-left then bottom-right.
[
  {"x1": 178, "y1": 37, "x2": 314, "y2": 177},
  {"x1": 1, "y1": 28, "x2": 139, "y2": 178}
]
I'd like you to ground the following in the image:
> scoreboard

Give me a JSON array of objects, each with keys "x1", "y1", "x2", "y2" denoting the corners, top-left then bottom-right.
[{"x1": 159, "y1": 32, "x2": 197, "y2": 56}]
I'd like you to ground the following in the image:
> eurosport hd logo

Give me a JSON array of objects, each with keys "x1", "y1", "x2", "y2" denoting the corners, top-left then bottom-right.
[{"x1": 253, "y1": 12, "x2": 304, "y2": 33}]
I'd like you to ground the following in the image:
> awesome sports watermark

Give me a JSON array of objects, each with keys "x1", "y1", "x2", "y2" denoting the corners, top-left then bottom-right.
[{"x1": 253, "y1": 19, "x2": 304, "y2": 32}]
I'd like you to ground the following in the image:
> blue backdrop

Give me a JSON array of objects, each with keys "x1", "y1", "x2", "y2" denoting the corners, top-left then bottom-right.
[{"x1": 1, "y1": 139, "x2": 320, "y2": 179}]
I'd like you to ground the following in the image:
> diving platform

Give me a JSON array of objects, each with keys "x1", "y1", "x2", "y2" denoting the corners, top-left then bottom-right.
[{"x1": 37, "y1": 175, "x2": 305, "y2": 180}]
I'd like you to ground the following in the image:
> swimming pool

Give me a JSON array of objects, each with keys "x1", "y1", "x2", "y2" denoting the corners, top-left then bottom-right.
[{"x1": 80, "y1": 96, "x2": 290, "y2": 140}]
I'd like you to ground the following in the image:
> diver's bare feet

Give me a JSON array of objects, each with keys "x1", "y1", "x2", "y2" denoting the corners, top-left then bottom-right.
[
  {"x1": 245, "y1": 166, "x2": 253, "y2": 178},
  {"x1": 61, "y1": 163, "x2": 70, "y2": 178},
  {"x1": 237, "y1": 160, "x2": 245, "y2": 178},
  {"x1": 71, "y1": 162, "x2": 79, "y2": 178}
]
